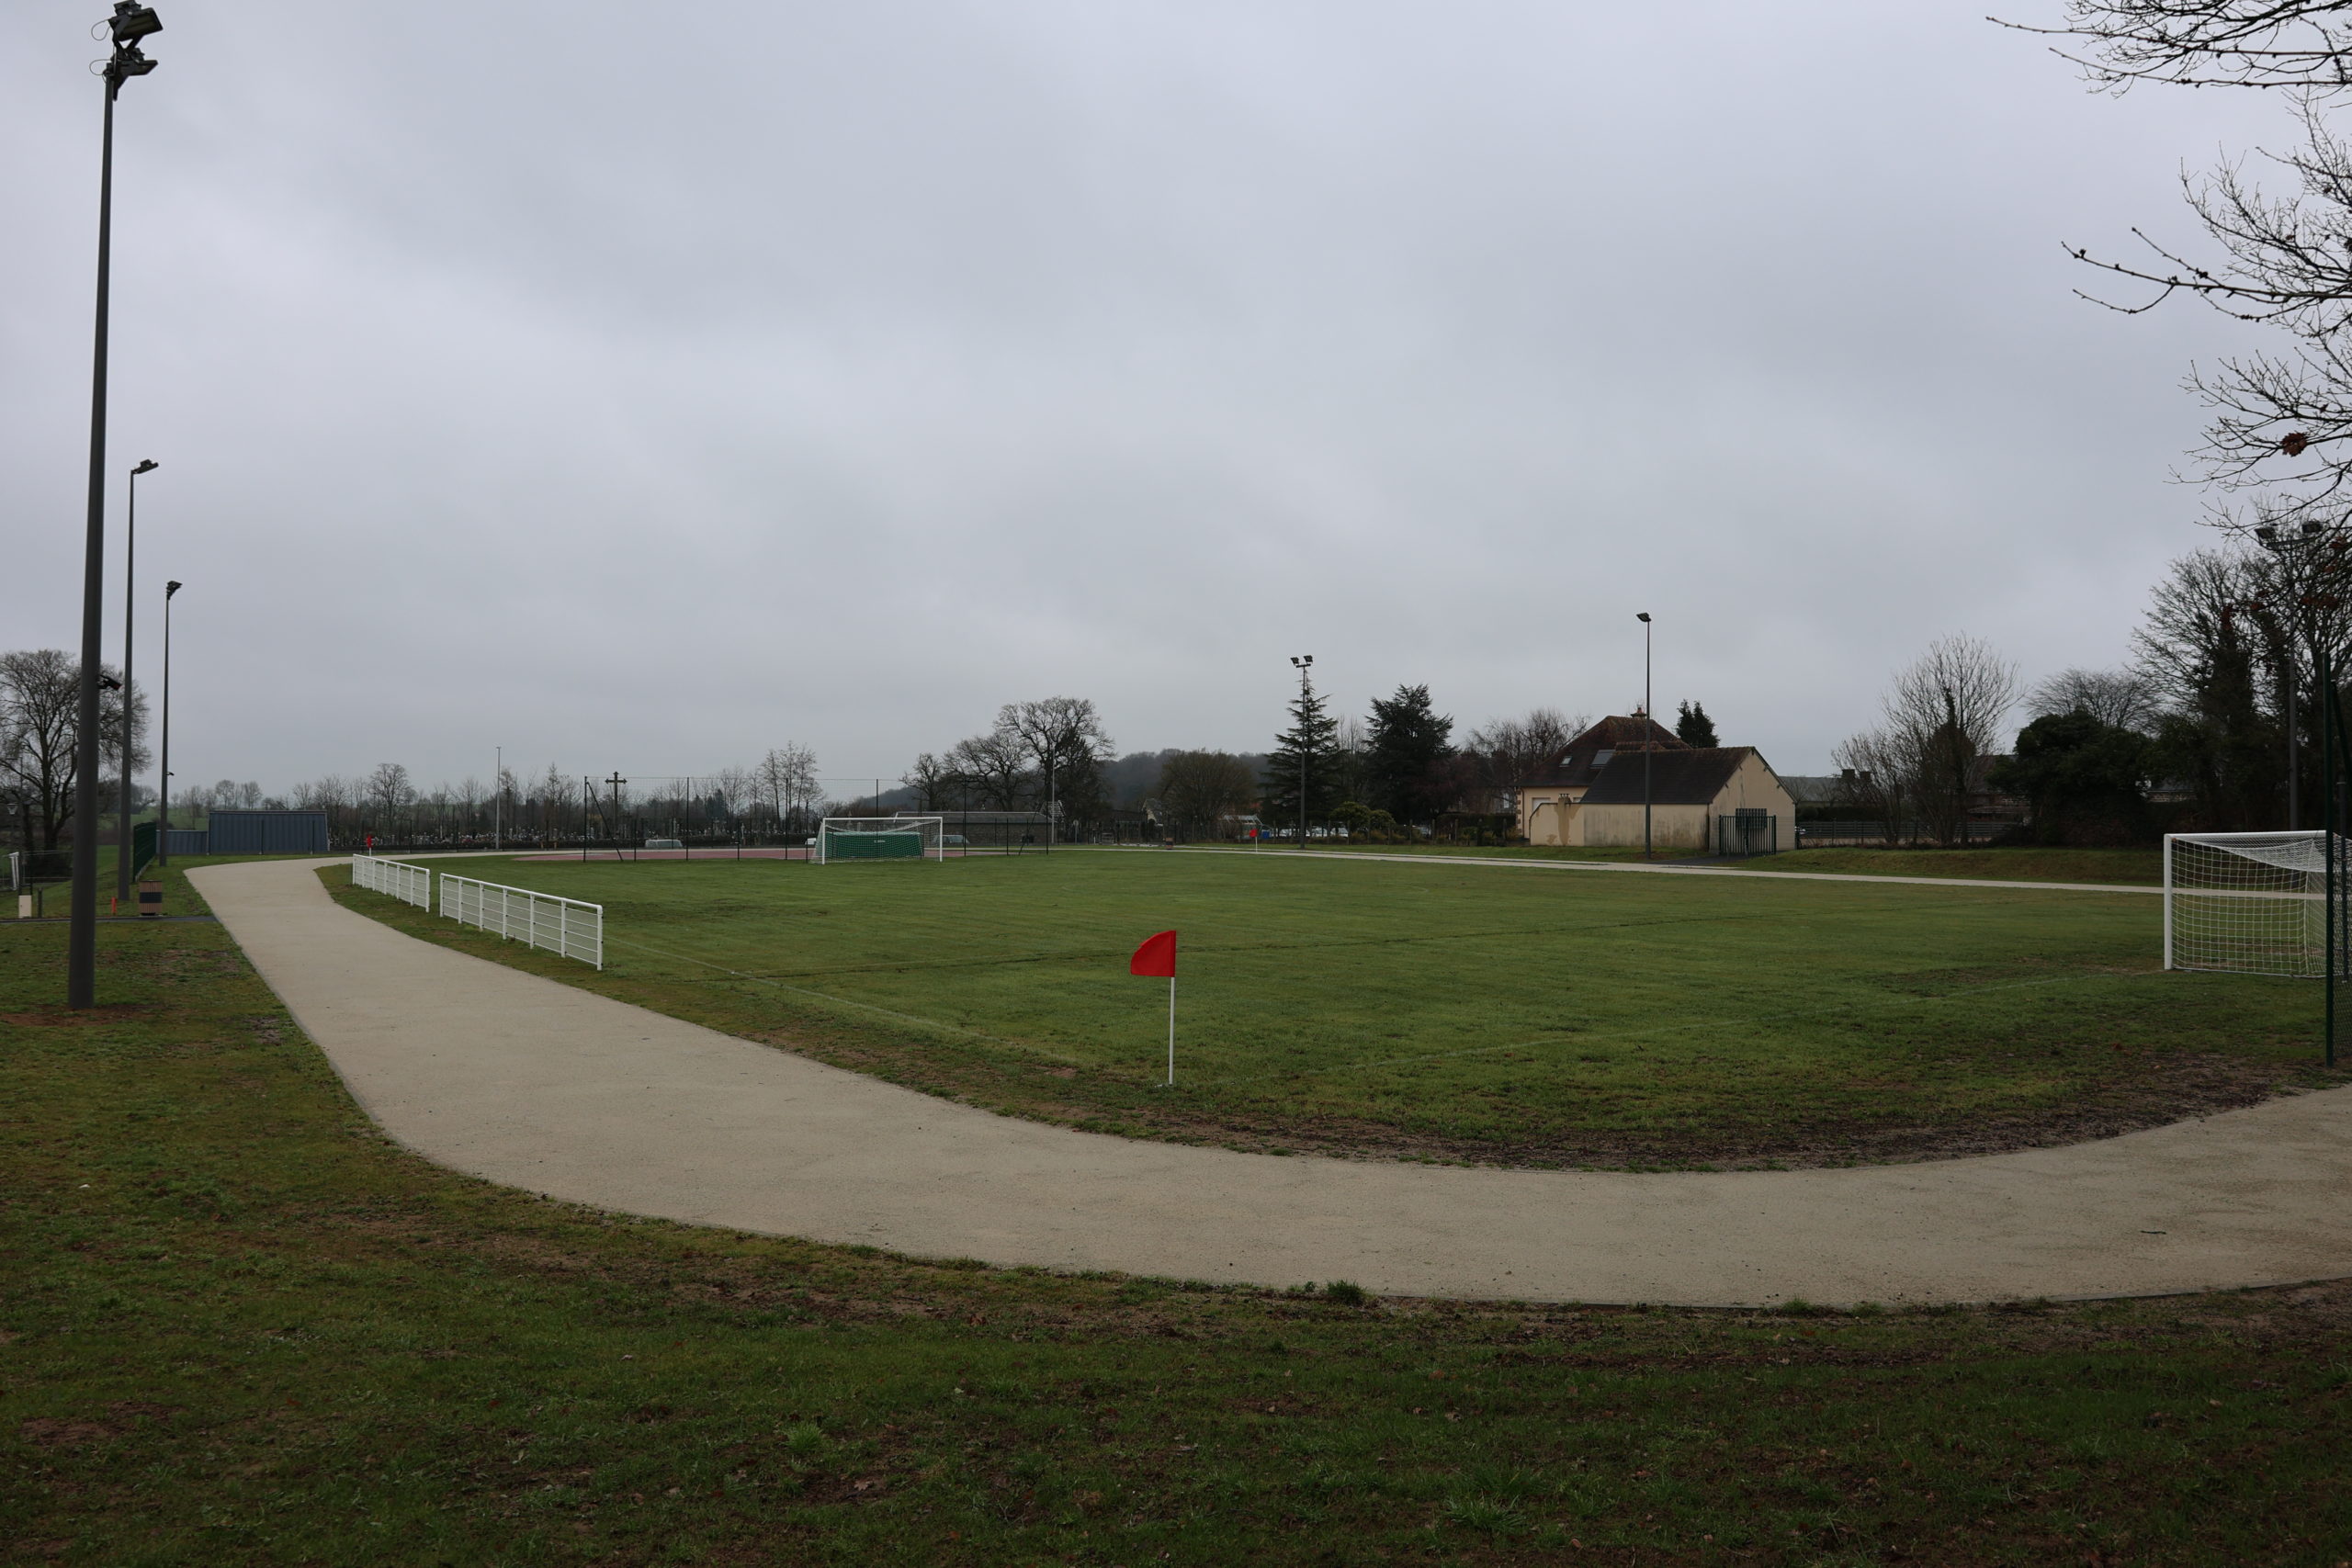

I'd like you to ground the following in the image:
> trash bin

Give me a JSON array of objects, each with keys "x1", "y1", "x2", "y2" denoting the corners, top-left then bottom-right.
[{"x1": 138, "y1": 880, "x2": 163, "y2": 918}]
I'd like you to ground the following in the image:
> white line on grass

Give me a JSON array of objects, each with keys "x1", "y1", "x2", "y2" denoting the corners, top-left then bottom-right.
[{"x1": 1107, "y1": 845, "x2": 2163, "y2": 897}]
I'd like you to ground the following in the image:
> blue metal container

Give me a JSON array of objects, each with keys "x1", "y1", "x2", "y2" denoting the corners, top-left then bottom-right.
[{"x1": 203, "y1": 810, "x2": 330, "y2": 855}]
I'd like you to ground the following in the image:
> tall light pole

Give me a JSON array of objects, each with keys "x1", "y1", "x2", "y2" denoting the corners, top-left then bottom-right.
[
  {"x1": 156, "y1": 579, "x2": 180, "y2": 864},
  {"x1": 493, "y1": 745, "x2": 503, "y2": 851},
  {"x1": 1635, "y1": 613, "x2": 1653, "y2": 861},
  {"x1": 116, "y1": 457, "x2": 157, "y2": 901},
  {"x1": 1290, "y1": 654, "x2": 1314, "y2": 849},
  {"x1": 2256, "y1": 523, "x2": 2326, "y2": 828},
  {"x1": 2256, "y1": 519, "x2": 2339, "y2": 1067},
  {"x1": 68, "y1": 4, "x2": 164, "y2": 1009}
]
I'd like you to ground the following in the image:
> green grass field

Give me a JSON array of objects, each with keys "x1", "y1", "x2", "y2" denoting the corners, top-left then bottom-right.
[
  {"x1": 8, "y1": 861, "x2": 2352, "y2": 1563},
  {"x1": 330, "y1": 848, "x2": 2337, "y2": 1168}
]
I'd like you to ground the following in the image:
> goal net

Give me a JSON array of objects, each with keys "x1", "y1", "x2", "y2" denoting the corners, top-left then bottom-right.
[
  {"x1": 815, "y1": 817, "x2": 945, "y2": 864},
  {"x1": 2165, "y1": 830, "x2": 2352, "y2": 977}
]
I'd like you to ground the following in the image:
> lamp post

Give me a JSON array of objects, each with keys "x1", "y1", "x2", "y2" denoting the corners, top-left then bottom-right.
[
  {"x1": 1289, "y1": 654, "x2": 1314, "y2": 850},
  {"x1": 68, "y1": 4, "x2": 163, "y2": 1009},
  {"x1": 2256, "y1": 523, "x2": 2328, "y2": 826},
  {"x1": 115, "y1": 457, "x2": 157, "y2": 901},
  {"x1": 156, "y1": 579, "x2": 180, "y2": 864},
  {"x1": 1635, "y1": 613, "x2": 1653, "y2": 861}
]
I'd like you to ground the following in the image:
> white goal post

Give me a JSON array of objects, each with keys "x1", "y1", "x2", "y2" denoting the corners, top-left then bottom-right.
[
  {"x1": 815, "y1": 817, "x2": 945, "y2": 864},
  {"x1": 2164, "y1": 830, "x2": 2352, "y2": 977}
]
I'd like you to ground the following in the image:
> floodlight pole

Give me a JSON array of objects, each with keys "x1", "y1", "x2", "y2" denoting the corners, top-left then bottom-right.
[
  {"x1": 156, "y1": 580, "x2": 179, "y2": 864},
  {"x1": 69, "y1": 6, "x2": 164, "y2": 1009},
  {"x1": 2258, "y1": 520, "x2": 2338, "y2": 1068},
  {"x1": 115, "y1": 457, "x2": 157, "y2": 901},
  {"x1": 493, "y1": 746, "x2": 502, "y2": 851},
  {"x1": 1290, "y1": 654, "x2": 1313, "y2": 850},
  {"x1": 2324, "y1": 637, "x2": 2336, "y2": 1069},
  {"x1": 1635, "y1": 614, "x2": 1653, "y2": 861}
]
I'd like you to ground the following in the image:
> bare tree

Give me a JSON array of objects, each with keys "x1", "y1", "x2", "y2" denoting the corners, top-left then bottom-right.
[
  {"x1": 901, "y1": 752, "x2": 957, "y2": 810},
  {"x1": 1999, "y1": 4, "x2": 2352, "y2": 532},
  {"x1": 999, "y1": 697, "x2": 1114, "y2": 828},
  {"x1": 1466, "y1": 706, "x2": 1583, "y2": 811},
  {"x1": 2001, "y1": 2, "x2": 2352, "y2": 91},
  {"x1": 2027, "y1": 667, "x2": 2162, "y2": 731},
  {"x1": 368, "y1": 762, "x2": 416, "y2": 839},
  {"x1": 0, "y1": 649, "x2": 144, "y2": 850},
  {"x1": 1156, "y1": 750, "x2": 1257, "y2": 839},
  {"x1": 756, "y1": 745, "x2": 820, "y2": 829},
  {"x1": 947, "y1": 727, "x2": 1032, "y2": 810},
  {"x1": 1871, "y1": 635, "x2": 2020, "y2": 848},
  {"x1": 1829, "y1": 728, "x2": 1913, "y2": 841}
]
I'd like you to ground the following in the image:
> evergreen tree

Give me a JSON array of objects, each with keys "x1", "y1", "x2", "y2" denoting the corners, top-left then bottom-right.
[
  {"x1": 1674, "y1": 699, "x2": 1719, "y2": 748},
  {"x1": 1363, "y1": 683, "x2": 1457, "y2": 823},
  {"x1": 1261, "y1": 675, "x2": 1345, "y2": 837},
  {"x1": 1988, "y1": 711, "x2": 2154, "y2": 845}
]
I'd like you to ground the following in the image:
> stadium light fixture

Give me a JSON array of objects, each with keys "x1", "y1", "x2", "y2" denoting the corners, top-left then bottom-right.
[
  {"x1": 117, "y1": 458, "x2": 159, "y2": 903},
  {"x1": 69, "y1": 3, "x2": 164, "y2": 1008},
  {"x1": 158, "y1": 581, "x2": 180, "y2": 865},
  {"x1": 1634, "y1": 614, "x2": 1652, "y2": 861}
]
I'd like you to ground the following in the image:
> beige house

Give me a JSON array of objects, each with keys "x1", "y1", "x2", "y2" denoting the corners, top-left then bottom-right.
[{"x1": 1518, "y1": 716, "x2": 1797, "y2": 853}]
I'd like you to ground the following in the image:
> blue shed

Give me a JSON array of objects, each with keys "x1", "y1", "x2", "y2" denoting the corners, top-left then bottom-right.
[{"x1": 204, "y1": 810, "x2": 330, "y2": 855}]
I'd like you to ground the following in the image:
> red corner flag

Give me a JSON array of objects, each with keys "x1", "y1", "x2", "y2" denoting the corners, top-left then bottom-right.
[
  {"x1": 1130, "y1": 931, "x2": 1180, "y2": 1085},
  {"x1": 1130, "y1": 930, "x2": 1178, "y2": 977}
]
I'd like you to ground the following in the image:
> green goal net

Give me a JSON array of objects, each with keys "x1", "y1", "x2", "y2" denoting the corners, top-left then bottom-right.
[{"x1": 816, "y1": 817, "x2": 945, "y2": 864}]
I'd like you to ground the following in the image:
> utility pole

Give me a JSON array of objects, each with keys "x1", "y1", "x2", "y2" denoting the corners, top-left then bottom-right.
[{"x1": 493, "y1": 745, "x2": 502, "y2": 851}]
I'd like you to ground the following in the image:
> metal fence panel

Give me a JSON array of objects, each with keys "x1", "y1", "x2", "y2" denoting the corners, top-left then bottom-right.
[
  {"x1": 438, "y1": 873, "x2": 602, "y2": 969},
  {"x1": 350, "y1": 854, "x2": 432, "y2": 908}
]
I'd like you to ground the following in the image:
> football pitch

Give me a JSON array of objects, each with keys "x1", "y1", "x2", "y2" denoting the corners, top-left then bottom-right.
[{"x1": 335, "y1": 849, "x2": 2337, "y2": 1167}]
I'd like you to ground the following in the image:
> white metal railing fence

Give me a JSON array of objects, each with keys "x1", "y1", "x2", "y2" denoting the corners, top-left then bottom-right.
[
  {"x1": 439, "y1": 874, "x2": 603, "y2": 969},
  {"x1": 350, "y1": 854, "x2": 432, "y2": 908}
]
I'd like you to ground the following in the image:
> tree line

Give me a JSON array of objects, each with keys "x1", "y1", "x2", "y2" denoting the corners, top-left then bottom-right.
[
  {"x1": 1837, "y1": 536, "x2": 2352, "y2": 845},
  {"x1": 1, "y1": 649, "x2": 146, "y2": 852}
]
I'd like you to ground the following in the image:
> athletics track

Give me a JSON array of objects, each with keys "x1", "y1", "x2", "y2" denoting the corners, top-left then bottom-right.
[{"x1": 189, "y1": 856, "x2": 2351, "y2": 1307}]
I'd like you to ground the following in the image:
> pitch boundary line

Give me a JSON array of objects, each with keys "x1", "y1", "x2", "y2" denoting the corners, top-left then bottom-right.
[{"x1": 1104, "y1": 844, "x2": 2162, "y2": 896}]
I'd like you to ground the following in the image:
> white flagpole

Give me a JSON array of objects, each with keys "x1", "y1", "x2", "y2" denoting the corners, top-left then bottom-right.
[{"x1": 1166, "y1": 975, "x2": 1176, "y2": 1087}]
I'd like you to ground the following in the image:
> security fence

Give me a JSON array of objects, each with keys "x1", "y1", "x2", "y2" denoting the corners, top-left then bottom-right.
[
  {"x1": 439, "y1": 874, "x2": 603, "y2": 969},
  {"x1": 350, "y1": 854, "x2": 432, "y2": 908}
]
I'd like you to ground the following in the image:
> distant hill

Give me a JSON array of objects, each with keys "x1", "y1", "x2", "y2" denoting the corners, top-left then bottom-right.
[{"x1": 1102, "y1": 750, "x2": 1270, "y2": 808}]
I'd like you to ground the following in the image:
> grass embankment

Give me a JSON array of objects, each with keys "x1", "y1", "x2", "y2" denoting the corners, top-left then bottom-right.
[
  {"x1": 329, "y1": 851, "x2": 2335, "y2": 1169},
  {"x1": 7, "y1": 895, "x2": 2352, "y2": 1564}
]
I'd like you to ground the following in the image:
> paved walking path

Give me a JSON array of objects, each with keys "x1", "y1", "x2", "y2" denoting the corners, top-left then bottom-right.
[{"x1": 191, "y1": 857, "x2": 2352, "y2": 1307}]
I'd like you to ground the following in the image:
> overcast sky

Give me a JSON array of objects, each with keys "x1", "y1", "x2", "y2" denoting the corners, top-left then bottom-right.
[{"x1": 1, "y1": 1, "x2": 2290, "y2": 794}]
